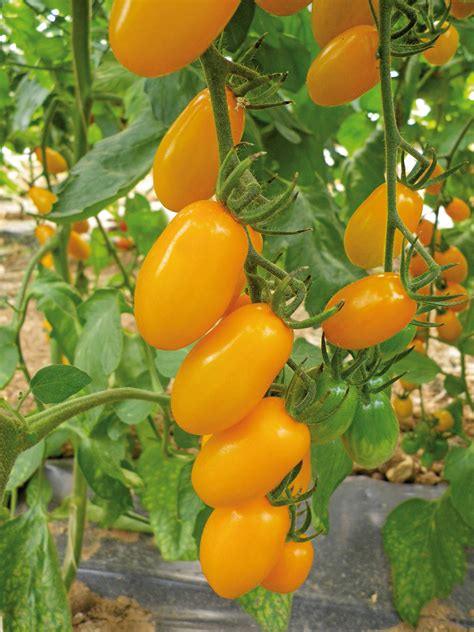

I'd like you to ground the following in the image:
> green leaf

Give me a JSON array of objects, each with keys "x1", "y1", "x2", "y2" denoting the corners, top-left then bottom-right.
[
  {"x1": 125, "y1": 194, "x2": 168, "y2": 256},
  {"x1": 311, "y1": 439, "x2": 352, "y2": 533},
  {"x1": 12, "y1": 76, "x2": 50, "y2": 132},
  {"x1": 392, "y1": 351, "x2": 441, "y2": 384},
  {"x1": 145, "y1": 68, "x2": 204, "y2": 127},
  {"x1": 342, "y1": 129, "x2": 385, "y2": 215},
  {"x1": 0, "y1": 327, "x2": 19, "y2": 389},
  {"x1": 237, "y1": 587, "x2": 293, "y2": 632},
  {"x1": 89, "y1": 227, "x2": 112, "y2": 275},
  {"x1": 138, "y1": 447, "x2": 203, "y2": 560},
  {"x1": 75, "y1": 289, "x2": 123, "y2": 382},
  {"x1": 30, "y1": 364, "x2": 91, "y2": 403},
  {"x1": 444, "y1": 374, "x2": 465, "y2": 397},
  {"x1": 6, "y1": 441, "x2": 45, "y2": 492},
  {"x1": 49, "y1": 105, "x2": 164, "y2": 221},
  {"x1": 114, "y1": 371, "x2": 156, "y2": 425},
  {"x1": 383, "y1": 493, "x2": 474, "y2": 627},
  {"x1": 444, "y1": 444, "x2": 474, "y2": 528},
  {"x1": 155, "y1": 345, "x2": 194, "y2": 379},
  {"x1": 337, "y1": 112, "x2": 375, "y2": 154},
  {"x1": 0, "y1": 506, "x2": 72, "y2": 631},
  {"x1": 291, "y1": 337, "x2": 323, "y2": 367},
  {"x1": 224, "y1": 0, "x2": 256, "y2": 51}
]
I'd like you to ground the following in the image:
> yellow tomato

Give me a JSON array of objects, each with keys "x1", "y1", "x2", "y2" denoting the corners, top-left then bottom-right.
[
  {"x1": 109, "y1": 0, "x2": 240, "y2": 77},
  {"x1": 72, "y1": 220, "x2": 89, "y2": 234},
  {"x1": 436, "y1": 309, "x2": 462, "y2": 343},
  {"x1": 34, "y1": 147, "x2": 68, "y2": 174},
  {"x1": 425, "y1": 164, "x2": 444, "y2": 196},
  {"x1": 68, "y1": 231, "x2": 91, "y2": 261},
  {"x1": 435, "y1": 246, "x2": 468, "y2": 284},
  {"x1": 28, "y1": 187, "x2": 58, "y2": 215},
  {"x1": 423, "y1": 24, "x2": 459, "y2": 66},
  {"x1": 433, "y1": 409, "x2": 454, "y2": 432},
  {"x1": 153, "y1": 88, "x2": 245, "y2": 212},
  {"x1": 392, "y1": 396, "x2": 413, "y2": 421},
  {"x1": 448, "y1": 0, "x2": 474, "y2": 19},
  {"x1": 436, "y1": 282, "x2": 469, "y2": 313},
  {"x1": 344, "y1": 183, "x2": 423, "y2": 269},
  {"x1": 446, "y1": 198, "x2": 470, "y2": 222},
  {"x1": 307, "y1": 25, "x2": 379, "y2": 107},
  {"x1": 312, "y1": 0, "x2": 378, "y2": 47}
]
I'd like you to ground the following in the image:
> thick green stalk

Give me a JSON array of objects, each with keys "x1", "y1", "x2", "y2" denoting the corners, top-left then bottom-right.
[
  {"x1": 71, "y1": 0, "x2": 92, "y2": 162},
  {"x1": 379, "y1": 0, "x2": 399, "y2": 272},
  {"x1": 62, "y1": 457, "x2": 88, "y2": 590}
]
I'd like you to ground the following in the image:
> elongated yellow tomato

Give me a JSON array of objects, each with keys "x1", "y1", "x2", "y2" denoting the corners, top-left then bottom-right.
[
  {"x1": 192, "y1": 397, "x2": 310, "y2": 507},
  {"x1": 172, "y1": 303, "x2": 294, "y2": 434},
  {"x1": 261, "y1": 541, "x2": 314, "y2": 593},
  {"x1": 312, "y1": 0, "x2": 378, "y2": 47},
  {"x1": 307, "y1": 25, "x2": 379, "y2": 107},
  {"x1": 322, "y1": 273, "x2": 417, "y2": 350},
  {"x1": 255, "y1": 0, "x2": 310, "y2": 16},
  {"x1": 344, "y1": 183, "x2": 423, "y2": 269},
  {"x1": 68, "y1": 231, "x2": 91, "y2": 261},
  {"x1": 223, "y1": 292, "x2": 251, "y2": 316},
  {"x1": 34, "y1": 147, "x2": 68, "y2": 174},
  {"x1": 448, "y1": 0, "x2": 474, "y2": 19},
  {"x1": 109, "y1": 0, "x2": 240, "y2": 77},
  {"x1": 134, "y1": 200, "x2": 247, "y2": 350},
  {"x1": 200, "y1": 498, "x2": 290, "y2": 599},
  {"x1": 423, "y1": 25, "x2": 459, "y2": 66},
  {"x1": 34, "y1": 224, "x2": 55, "y2": 245},
  {"x1": 153, "y1": 88, "x2": 245, "y2": 212},
  {"x1": 28, "y1": 187, "x2": 57, "y2": 215}
]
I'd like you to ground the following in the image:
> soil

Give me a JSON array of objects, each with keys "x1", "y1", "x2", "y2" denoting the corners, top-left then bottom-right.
[
  {"x1": 70, "y1": 581, "x2": 154, "y2": 632},
  {"x1": 1, "y1": 236, "x2": 473, "y2": 484}
]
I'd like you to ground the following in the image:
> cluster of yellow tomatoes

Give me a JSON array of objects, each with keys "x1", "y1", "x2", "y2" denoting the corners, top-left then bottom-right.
[{"x1": 29, "y1": 147, "x2": 91, "y2": 266}]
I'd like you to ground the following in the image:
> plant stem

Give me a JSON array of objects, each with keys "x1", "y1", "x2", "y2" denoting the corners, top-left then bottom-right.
[
  {"x1": 379, "y1": 0, "x2": 399, "y2": 272},
  {"x1": 62, "y1": 457, "x2": 88, "y2": 590},
  {"x1": 27, "y1": 388, "x2": 170, "y2": 445},
  {"x1": 96, "y1": 217, "x2": 135, "y2": 297},
  {"x1": 71, "y1": 0, "x2": 92, "y2": 163},
  {"x1": 460, "y1": 352, "x2": 474, "y2": 412}
]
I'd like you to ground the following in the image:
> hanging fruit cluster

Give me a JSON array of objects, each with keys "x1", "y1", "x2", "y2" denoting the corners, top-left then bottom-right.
[{"x1": 108, "y1": 0, "x2": 469, "y2": 601}]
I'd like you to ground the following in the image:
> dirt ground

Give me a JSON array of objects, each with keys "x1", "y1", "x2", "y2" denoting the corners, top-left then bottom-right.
[{"x1": 1, "y1": 235, "x2": 473, "y2": 485}]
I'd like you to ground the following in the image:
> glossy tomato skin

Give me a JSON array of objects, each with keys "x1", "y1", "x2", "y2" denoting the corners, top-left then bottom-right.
[
  {"x1": 307, "y1": 25, "x2": 379, "y2": 107},
  {"x1": 192, "y1": 397, "x2": 310, "y2": 507},
  {"x1": 28, "y1": 187, "x2": 57, "y2": 215},
  {"x1": 446, "y1": 197, "x2": 470, "y2": 222},
  {"x1": 135, "y1": 200, "x2": 247, "y2": 351},
  {"x1": 393, "y1": 396, "x2": 413, "y2": 421},
  {"x1": 312, "y1": 0, "x2": 378, "y2": 47},
  {"x1": 34, "y1": 147, "x2": 68, "y2": 174},
  {"x1": 423, "y1": 25, "x2": 459, "y2": 66},
  {"x1": 68, "y1": 231, "x2": 91, "y2": 261},
  {"x1": 342, "y1": 393, "x2": 398, "y2": 468},
  {"x1": 436, "y1": 282, "x2": 469, "y2": 313},
  {"x1": 433, "y1": 409, "x2": 454, "y2": 432},
  {"x1": 436, "y1": 309, "x2": 462, "y2": 342},
  {"x1": 425, "y1": 164, "x2": 444, "y2": 196},
  {"x1": 109, "y1": 0, "x2": 239, "y2": 77},
  {"x1": 200, "y1": 498, "x2": 290, "y2": 599},
  {"x1": 153, "y1": 88, "x2": 245, "y2": 212},
  {"x1": 172, "y1": 303, "x2": 294, "y2": 434},
  {"x1": 416, "y1": 218, "x2": 440, "y2": 247},
  {"x1": 34, "y1": 224, "x2": 55, "y2": 244},
  {"x1": 435, "y1": 246, "x2": 468, "y2": 283},
  {"x1": 448, "y1": 0, "x2": 474, "y2": 18},
  {"x1": 322, "y1": 273, "x2": 417, "y2": 350},
  {"x1": 344, "y1": 183, "x2": 423, "y2": 268},
  {"x1": 256, "y1": 0, "x2": 310, "y2": 16},
  {"x1": 261, "y1": 541, "x2": 314, "y2": 593},
  {"x1": 223, "y1": 292, "x2": 251, "y2": 316}
]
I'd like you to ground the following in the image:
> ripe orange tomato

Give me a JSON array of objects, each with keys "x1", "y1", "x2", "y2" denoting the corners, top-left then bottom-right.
[
  {"x1": 446, "y1": 197, "x2": 470, "y2": 222},
  {"x1": 34, "y1": 224, "x2": 55, "y2": 245},
  {"x1": 400, "y1": 378, "x2": 417, "y2": 392},
  {"x1": 229, "y1": 227, "x2": 263, "y2": 305},
  {"x1": 34, "y1": 147, "x2": 68, "y2": 174},
  {"x1": 322, "y1": 273, "x2": 417, "y2": 350},
  {"x1": 392, "y1": 396, "x2": 413, "y2": 421},
  {"x1": 115, "y1": 236, "x2": 134, "y2": 250},
  {"x1": 261, "y1": 541, "x2": 314, "y2": 593},
  {"x1": 223, "y1": 292, "x2": 251, "y2": 316},
  {"x1": 410, "y1": 338, "x2": 425, "y2": 353},
  {"x1": 134, "y1": 200, "x2": 247, "y2": 350},
  {"x1": 436, "y1": 282, "x2": 469, "y2": 312},
  {"x1": 425, "y1": 164, "x2": 444, "y2": 196},
  {"x1": 344, "y1": 183, "x2": 423, "y2": 268},
  {"x1": 436, "y1": 309, "x2": 462, "y2": 342},
  {"x1": 433, "y1": 409, "x2": 454, "y2": 432},
  {"x1": 200, "y1": 498, "x2": 290, "y2": 599},
  {"x1": 153, "y1": 88, "x2": 245, "y2": 212},
  {"x1": 423, "y1": 24, "x2": 459, "y2": 66},
  {"x1": 28, "y1": 187, "x2": 57, "y2": 215},
  {"x1": 311, "y1": 0, "x2": 378, "y2": 47},
  {"x1": 289, "y1": 450, "x2": 312, "y2": 496},
  {"x1": 307, "y1": 25, "x2": 379, "y2": 107},
  {"x1": 40, "y1": 253, "x2": 54, "y2": 268},
  {"x1": 409, "y1": 252, "x2": 429, "y2": 278},
  {"x1": 435, "y1": 246, "x2": 468, "y2": 283},
  {"x1": 192, "y1": 397, "x2": 310, "y2": 507},
  {"x1": 255, "y1": 0, "x2": 310, "y2": 16},
  {"x1": 72, "y1": 219, "x2": 89, "y2": 234},
  {"x1": 172, "y1": 303, "x2": 294, "y2": 434},
  {"x1": 68, "y1": 231, "x2": 91, "y2": 261},
  {"x1": 447, "y1": 0, "x2": 474, "y2": 19},
  {"x1": 109, "y1": 0, "x2": 239, "y2": 77},
  {"x1": 416, "y1": 218, "x2": 441, "y2": 247}
]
